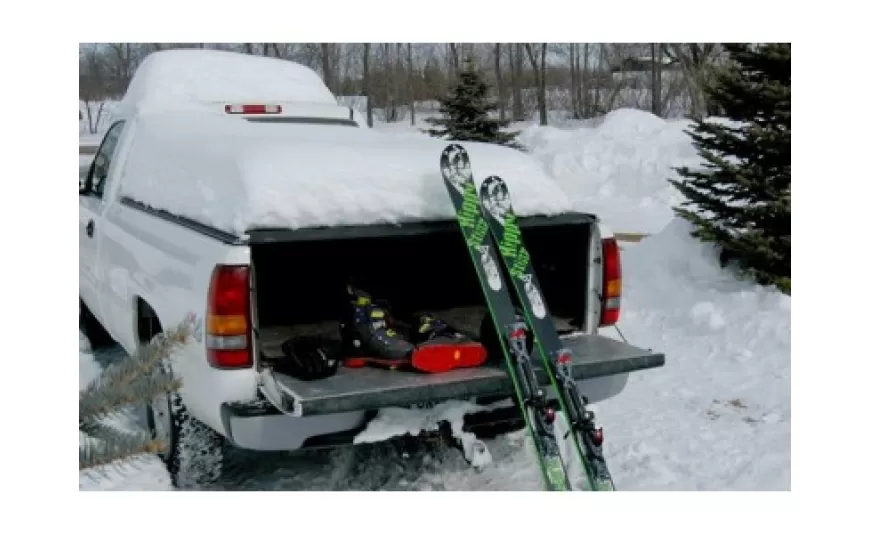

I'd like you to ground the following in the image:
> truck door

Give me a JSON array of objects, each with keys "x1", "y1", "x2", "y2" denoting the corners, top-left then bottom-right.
[{"x1": 79, "y1": 121, "x2": 126, "y2": 327}]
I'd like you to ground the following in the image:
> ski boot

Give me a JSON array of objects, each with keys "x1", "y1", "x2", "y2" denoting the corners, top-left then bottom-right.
[
  {"x1": 340, "y1": 285, "x2": 415, "y2": 370},
  {"x1": 409, "y1": 313, "x2": 488, "y2": 373}
]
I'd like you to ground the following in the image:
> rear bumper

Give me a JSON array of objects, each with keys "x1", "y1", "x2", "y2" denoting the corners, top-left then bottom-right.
[{"x1": 220, "y1": 372, "x2": 631, "y2": 451}]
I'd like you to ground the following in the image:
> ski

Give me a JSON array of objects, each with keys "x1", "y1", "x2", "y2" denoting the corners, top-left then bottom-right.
[
  {"x1": 478, "y1": 173, "x2": 616, "y2": 491},
  {"x1": 439, "y1": 144, "x2": 572, "y2": 491}
]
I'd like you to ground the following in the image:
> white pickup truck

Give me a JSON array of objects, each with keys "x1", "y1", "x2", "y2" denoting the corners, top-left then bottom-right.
[{"x1": 79, "y1": 49, "x2": 664, "y2": 487}]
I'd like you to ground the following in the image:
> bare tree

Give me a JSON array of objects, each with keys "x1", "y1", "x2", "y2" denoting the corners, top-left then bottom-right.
[
  {"x1": 524, "y1": 43, "x2": 548, "y2": 125},
  {"x1": 581, "y1": 43, "x2": 590, "y2": 117},
  {"x1": 593, "y1": 43, "x2": 605, "y2": 114},
  {"x1": 106, "y1": 43, "x2": 137, "y2": 95},
  {"x1": 406, "y1": 43, "x2": 416, "y2": 125},
  {"x1": 80, "y1": 47, "x2": 108, "y2": 134},
  {"x1": 665, "y1": 43, "x2": 721, "y2": 117},
  {"x1": 494, "y1": 43, "x2": 506, "y2": 121},
  {"x1": 569, "y1": 44, "x2": 578, "y2": 118},
  {"x1": 509, "y1": 43, "x2": 524, "y2": 120},
  {"x1": 320, "y1": 43, "x2": 335, "y2": 93},
  {"x1": 650, "y1": 43, "x2": 662, "y2": 116},
  {"x1": 382, "y1": 43, "x2": 397, "y2": 122},
  {"x1": 448, "y1": 43, "x2": 460, "y2": 80},
  {"x1": 362, "y1": 43, "x2": 373, "y2": 127}
]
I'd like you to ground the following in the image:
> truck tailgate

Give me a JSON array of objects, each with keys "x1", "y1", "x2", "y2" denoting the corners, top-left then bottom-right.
[{"x1": 266, "y1": 335, "x2": 664, "y2": 416}]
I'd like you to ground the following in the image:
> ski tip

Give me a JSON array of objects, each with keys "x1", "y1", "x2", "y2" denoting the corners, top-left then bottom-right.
[
  {"x1": 480, "y1": 175, "x2": 507, "y2": 190},
  {"x1": 441, "y1": 143, "x2": 468, "y2": 167},
  {"x1": 440, "y1": 144, "x2": 473, "y2": 186},
  {"x1": 479, "y1": 175, "x2": 513, "y2": 215}
]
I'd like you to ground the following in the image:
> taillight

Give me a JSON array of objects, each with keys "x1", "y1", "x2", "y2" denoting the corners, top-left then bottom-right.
[
  {"x1": 224, "y1": 104, "x2": 282, "y2": 115},
  {"x1": 600, "y1": 238, "x2": 621, "y2": 326},
  {"x1": 206, "y1": 265, "x2": 252, "y2": 369}
]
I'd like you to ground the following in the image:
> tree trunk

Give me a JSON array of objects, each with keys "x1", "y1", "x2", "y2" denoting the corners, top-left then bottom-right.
[
  {"x1": 449, "y1": 43, "x2": 460, "y2": 74},
  {"x1": 540, "y1": 44, "x2": 548, "y2": 126},
  {"x1": 320, "y1": 43, "x2": 334, "y2": 94},
  {"x1": 243, "y1": 43, "x2": 253, "y2": 55},
  {"x1": 363, "y1": 43, "x2": 373, "y2": 127},
  {"x1": 524, "y1": 43, "x2": 547, "y2": 126},
  {"x1": 510, "y1": 43, "x2": 524, "y2": 121},
  {"x1": 407, "y1": 43, "x2": 415, "y2": 126},
  {"x1": 384, "y1": 44, "x2": 396, "y2": 122},
  {"x1": 569, "y1": 44, "x2": 578, "y2": 119},
  {"x1": 651, "y1": 43, "x2": 662, "y2": 117},
  {"x1": 593, "y1": 44, "x2": 603, "y2": 115},
  {"x1": 494, "y1": 43, "x2": 506, "y2": 121},
  {"x1": 581, "y1": 43, "x2": 589, "y2": 117}
]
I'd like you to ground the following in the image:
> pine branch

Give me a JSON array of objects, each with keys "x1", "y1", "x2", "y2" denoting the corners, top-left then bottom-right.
[
  {"x1": 80, "y1": 429, "x2": 166, "y2": 471},
  {"x1": 79, "y1": 315, "x2": 196, "y2": 471},
  {"x1": 79, "y1": 371, "x2": 180, "y2": 429}
]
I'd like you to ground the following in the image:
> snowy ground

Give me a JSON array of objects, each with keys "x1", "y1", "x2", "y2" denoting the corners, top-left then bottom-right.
[{"x1": 79, "y1": 107, "x2": 789, "y2": 491}]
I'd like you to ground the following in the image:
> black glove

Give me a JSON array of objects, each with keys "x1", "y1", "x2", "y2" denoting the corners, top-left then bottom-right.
[{"x1": 276, "y1": 337, "x2": 340, "y2": 381}]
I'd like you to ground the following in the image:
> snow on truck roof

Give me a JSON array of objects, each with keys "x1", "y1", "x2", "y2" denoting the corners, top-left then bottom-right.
[
  {"x1": 114, "y1": 49, "x2": 574, "y2": 234},
  {"x1": 113, "y1": 49, "x2": 337, "y2": 119},
  {"x1": 119, "y1": 111, "x2": 574, "y2": 235}
]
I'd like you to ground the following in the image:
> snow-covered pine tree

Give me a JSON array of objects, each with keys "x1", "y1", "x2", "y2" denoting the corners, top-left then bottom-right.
[
  {"x1": 425, "y1": 57, "x2": 520, "y2": 148},
  {"x1": 670, "y1": 43, "x2": 790, "y2": 293},
  {"x1": 79, "y1": 316, "x2": 194, "y2": 471}
]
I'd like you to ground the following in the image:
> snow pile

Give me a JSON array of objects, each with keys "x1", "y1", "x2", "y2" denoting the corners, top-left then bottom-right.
[
  {"x1": 595, "y1": 218, "x2": 790, "y2": 489},
  {"x1": 353, "y1": 399, "x2": 515, "y2": 469},
  {"x1": 519, "y1": 108, "x2": 702, "y2": 234},
  {"x1": 120, "y1": 112, "x2": 574, "y2": 235},
  {"x1": 113, "y1": 49, "x2": 337, "y2": 119}
]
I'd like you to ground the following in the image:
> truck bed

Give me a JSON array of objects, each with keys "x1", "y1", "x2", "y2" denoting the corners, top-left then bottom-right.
[{"x1": 261, "y1": 330, "x2": 664, "y2": 416}]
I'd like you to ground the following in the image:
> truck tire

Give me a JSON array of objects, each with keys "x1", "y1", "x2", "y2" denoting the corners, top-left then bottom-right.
[
  {"x1": 144, "y1": 335, "x2": 225, "y2": 489},
  {"x1": 79, "y1": 298, "x2": 114, "y2": 349}
]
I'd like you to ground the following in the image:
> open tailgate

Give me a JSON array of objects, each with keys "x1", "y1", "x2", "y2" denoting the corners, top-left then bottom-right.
[{"x1": 260, "y1": 334, "x2": 664, "y2": 417}]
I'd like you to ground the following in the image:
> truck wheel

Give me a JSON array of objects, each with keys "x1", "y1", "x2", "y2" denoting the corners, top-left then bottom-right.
[
  {"x1": 79, "y1": 298, "x2": 114, "y2": 349},
  {"x1": 144, "y1": 338, "x2": 225, "y2": 488}
]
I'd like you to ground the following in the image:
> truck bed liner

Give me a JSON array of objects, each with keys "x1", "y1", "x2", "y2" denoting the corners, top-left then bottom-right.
[{"x1": 267, "y1": 334, "x2": 664, "y2": 416}]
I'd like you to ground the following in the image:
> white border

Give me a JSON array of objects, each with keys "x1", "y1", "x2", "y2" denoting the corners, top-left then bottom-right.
[{"x1": 0, "y1": 1, "x2": 825, "y2": 532}]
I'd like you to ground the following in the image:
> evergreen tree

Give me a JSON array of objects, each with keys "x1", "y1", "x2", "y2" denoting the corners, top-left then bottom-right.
[
  {"x1": 425, "y1": 58, "x2": 521, "y2": 148},
  {"x1": 80, "y1": 316, "x2": 194, "y2": 472},
  {"x1": 670, "y1": 43, "x2": 790, "y2": 293}
]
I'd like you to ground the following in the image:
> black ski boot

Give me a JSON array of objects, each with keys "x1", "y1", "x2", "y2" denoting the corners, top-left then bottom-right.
[
  {"x1": 340, "y1": 285, "x2": 415, "y2": 370},
  {"x1": 409, "y1": 313, "x2": 488, "y2": 373}
]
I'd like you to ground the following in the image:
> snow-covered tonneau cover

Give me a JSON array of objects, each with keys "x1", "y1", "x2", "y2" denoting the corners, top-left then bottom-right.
[{"x1": 119, "y1": 111, "x2": 579, "y2": 239}]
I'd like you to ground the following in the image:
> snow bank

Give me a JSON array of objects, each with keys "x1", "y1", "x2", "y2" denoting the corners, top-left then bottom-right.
[
  {"x1": 113, "y1": 50, "x2": 337, "y2": 119},
  {"x1": 120, "y1": 112, "x2": 574, "y2": 235},
  {"x1": 595, "y1": 218, "x2": 790, "y2": 489},
  {"x1": 519, "y1": 108, "x2": 702, "y2": 234}
]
